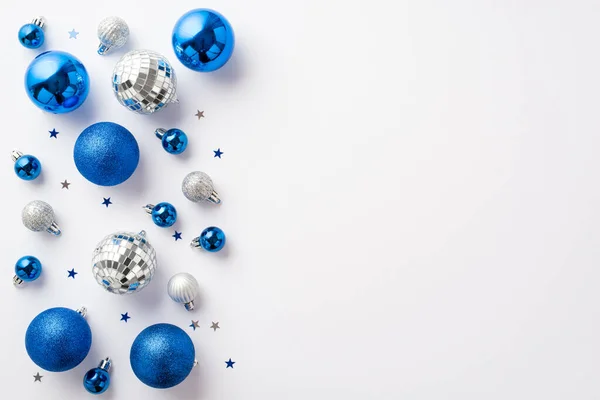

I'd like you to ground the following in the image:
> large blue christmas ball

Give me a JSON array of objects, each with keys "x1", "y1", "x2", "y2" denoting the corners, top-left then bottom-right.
[
  {"x1": 130, "y1": 323, "x2": 195, "y2": 389},
  {"x1": 24, "y1": 51, "x2": 90, "y2": 114},
  {"x1": 74, "y1": 122, "x2": 139, "y2": 186},
  {"x1": 172, "y1": 9, "x2": 235, "y2": 72},
  {"x1": 25, "y1": 307, "x2": 92, "y2": 372}
]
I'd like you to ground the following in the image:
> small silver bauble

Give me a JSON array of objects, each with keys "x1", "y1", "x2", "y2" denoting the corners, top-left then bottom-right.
[
  {"x1": 167, "y1": 273, "x2": 200, "y2": 311},
  {"x1": 92, "y1": 230, "x2": 157, "y2": 295},
  {"x1": 22, "y1": 200, "x2": 61, "y2": 236},
  {"x1": 97, "y1": 16, "x2": 129, "y2": 55},
  {"x1": 182, "y1": 171, "x2": 221, "y2": 204},
  {"x1": 112, "y1": 49, "x2": 178, "y2": 115}
]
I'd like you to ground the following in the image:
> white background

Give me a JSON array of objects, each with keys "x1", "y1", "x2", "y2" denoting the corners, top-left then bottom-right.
[{"x1": 1, "y1": 0, "x2": 599, "y2": 399}]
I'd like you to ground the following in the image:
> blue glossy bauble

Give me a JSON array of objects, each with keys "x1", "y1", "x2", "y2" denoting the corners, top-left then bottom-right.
[
  {"x1": 14, "y1": 154, "x2": 41, "y2": 180},
  {"x1": 24, "y1": 51, "x2": 90, "y2": 114},
  {"x1": 160, "y1": 129, "x2": 188, "y2": 154},
  {"x1": 74, "y1": 122, "x2": 139, "y2": 186},
  {"x1": 18, "y1": 24, "x2": 44, "y2": 49},
  {"x1": 130, "y1": 323, "x2": 195, "y2": 389},
  {"x1": 172, "y1": 9, "x2": 235, "y2": 72},
  {"x1": 83, "y1": 367, "x2": 110, "y2": 394},
  {"x1": 15, "y1": 255, "x2": 42, "y2": 282},
  {"x1": 199, "y1": 226, "x2": 226, "y2": 252},
  {"x1": 151, "y1": 202, "x2": 177, "y2": 228},
  {"x1": 25, "y1": 307, "x2": 92, "y2": 372}
]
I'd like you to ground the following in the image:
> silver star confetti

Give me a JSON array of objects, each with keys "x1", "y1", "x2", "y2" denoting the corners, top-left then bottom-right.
[
  {"x1": 61, "y1": 180, "x2": 70, "y2": 189},
  {"x1": 211, "y1": 321, "x2": 220, "y2": 331},
  {"x1": 195, "y1": 110, "x2": 205, "y2": 119}
]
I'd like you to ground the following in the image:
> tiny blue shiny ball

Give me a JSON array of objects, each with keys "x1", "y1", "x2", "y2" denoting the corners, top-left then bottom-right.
[
  {"x1": 151, "y1": 202, "x2": 177, "y2": 228},
  {"x1": 24, "y1": 51, "x2": 90, "y2": 114},
  {"x1": 14, "y1": 154, "x2": 41, "y2": 180},
  {"x1": 18, "y1": 24, "x2": 44, "y2": 49},
  {"x1": 172, "y1": 9, "x2": 235, "y2": 72},
  {"x1": 199, "y1": 226, "x2": 226, "y2": 252},
  {"x1": 161, "y1": 129, "x2": 188, "y2": 154},
  {"x1": 25, "y1": 307, "x2": 92, "y2": 372},
  {"x1": 83, "y1": 367, "x2": 110, "y2": 394},
  {"x1": 74, "y1": 122, "x2": 139, "y2": 186},
  {"x1": 15, "y1": 255, "x2": 42, "y2": 282},
  {"x1": 130, "y1": 323, "x2": 195, "y2": 389}
]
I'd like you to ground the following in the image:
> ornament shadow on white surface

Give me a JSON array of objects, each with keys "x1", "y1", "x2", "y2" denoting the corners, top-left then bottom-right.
[{"x1": 209, "y1": 45, "x2": 245, "y2": 86}]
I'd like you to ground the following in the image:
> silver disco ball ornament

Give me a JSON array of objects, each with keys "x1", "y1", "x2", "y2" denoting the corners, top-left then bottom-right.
[
  {"x1": 92, "y1": 230, "x2": 157, "y2": 295},
  {"x1": 112, "y1": 50, "x2": 178, "y2": 115}
]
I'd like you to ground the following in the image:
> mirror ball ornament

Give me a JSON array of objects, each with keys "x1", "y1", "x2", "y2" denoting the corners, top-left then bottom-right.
[
  {"x1": 172, "y1": 8, "x2": 235, "y2": 72},
  {"x1": 12, "y1": 150, "x2": 41, "y2": 180},
  {"x1": 167, "y1": 273, "x2": 200, "y2": 311},
  {"x1": 25, "y1": 307, "x2": 92, "y2": 372},
  {"x1": 24, "y1": 50, "x2": 90, "y2": 114},
  {"x1": 97, "y1": 16, "x2": 129, "y2": 55},
  {"x1": 182, "y1": 171, "x2": 221, "y2": 204},
  {"x1": 112, "y1": 49, "x2": 178, "y2": 115},
  {"x1": 92, "y1": 230, "x2": 157, "y2": 295},
  {"x1": 155, "y1": 128, "x2": 188, "y2": 154},
  {"x1": 130, "y1": 323, "x2": 196, "y2": 389},
  {"x1": 83, "y1": 358, "x2": 112, "y2": 395},
  {"x1": 74, "y1": 122, "x2": 139, "y2": 186},
  {"x1": 22, "y1": 200, "x2": 61, "y2": 236},
  {"x1": 143, "y1": 202, "x2": 177, "y2": 228},
  {"x1": 13, "y1": 255, "x2": 42, "y2": 286},
  {"x1": 18, "y1": 16, "x2": 45, "y2": 49}
]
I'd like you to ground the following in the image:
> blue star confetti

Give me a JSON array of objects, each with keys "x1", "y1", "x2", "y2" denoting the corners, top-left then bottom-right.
[
  {"x1": 68, "y1": 29, "x2": 79, "y2": 39},
  {"x1": 214, "y1": 148, "x2": 224, "y2": 158},
  {"x1": 173, "y1": 231, "x2": 182, "y2": 241},
  {"x1": 49, "y1": 129, "x2": 59, "y2": 138},
  {"x1": 225, "y1": 358, "x2": 235, "y2": 368},
  {"x1": 102, "y1": 197, "x2": 112, "y2": 207},
  {"x1": 120, "y1": 312, "x2": 130, "y2": 323},
  {"x1": 67, "y1": 269, "x2": 78, "y2": 279}
]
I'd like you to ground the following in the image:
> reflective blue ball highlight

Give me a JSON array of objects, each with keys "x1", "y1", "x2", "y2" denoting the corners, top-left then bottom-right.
[
  {"x1": 83, "y1": 367, "x2": 110, "y2": 394},
  {"x1": 172, "y1": 9, "x2": 235, "y2": 72},
  {"x1": 25, "y1": 307, "x2": 92, "y2": 372},
  {"x1": 160, "y1": 129, "x2": 188, "y2": 154},
  {"x1": 130, "y1": 323, "x2": 195, "y2": 389},
  {"x1": 15, "y1": 255, "x2": 42, "y2": 282},
  {"x1": 14, "y1": 154, "x2": 41, "y2": 180},
  {"x1": 74, "y1": 122, "x2": 139, "y2": 186},
  {"x1": 151, "y1": 202, "x2": 177, "y2": 228},
  {"x1": 24, "y1": 51, "x2": 90, "y2": 114},
  {"x1": 18, "y1": 24, "x2": 44, "y2": 49},
  {"x1": 199, "y1": 226, "x2": 226, "y2": 252}
]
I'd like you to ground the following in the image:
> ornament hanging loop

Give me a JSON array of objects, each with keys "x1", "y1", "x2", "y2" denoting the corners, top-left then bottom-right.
[{"x1": 77, "y1": 307, "x2": 87, "y2": 318}]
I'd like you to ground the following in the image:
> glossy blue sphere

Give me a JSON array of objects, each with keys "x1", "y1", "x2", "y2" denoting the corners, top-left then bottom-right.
[
  {"x1": 25, "y1": 307, "x2": 92, "y2": 372},
  {"x1": 199, "y1": 226, "x2": 226, "y2": 252},
  {"x1": 172, "y1": 9, "x2": 235, "y2": 72},
  {"x1": 151, "y1": 202, "x2": 177, "y2": 227},
  {"x1": 160, "y1": 129, "x2": 188, "y2": 154},
  {"x1": 18, "y1": 24, "x2": 44, "y2": 49},
  {"x1": 14, "y1": 154, "x2": 41, "y2": 180},
  {"x1": 24, "y1": 51, "x2": 90, "y2": 114},
  {"x1": 130, "y1": 323, "x2": 195, "y2": 389},
  {"x1": 15, "y1": 255, "x2": 42, "y2": 282},
  {"x1": 83, "y1": 367, "x2": 110, "y2": 394},
  {"x1": 74, "y1": 122, "x2": 139, "y2": 186}
]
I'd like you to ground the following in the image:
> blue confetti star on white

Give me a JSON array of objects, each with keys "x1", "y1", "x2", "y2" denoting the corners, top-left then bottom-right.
[{"x1": 68, "y1": 29, "x2": 79, "y2": 39}]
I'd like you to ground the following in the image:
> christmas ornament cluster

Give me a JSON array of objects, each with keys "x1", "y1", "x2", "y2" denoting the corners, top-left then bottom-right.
[{"x1": 16, "y1": 9, "x2": 235, "y2": 394}]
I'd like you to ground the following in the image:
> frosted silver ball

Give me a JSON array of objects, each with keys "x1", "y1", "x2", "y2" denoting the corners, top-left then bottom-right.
[
  {"x1": 92, "y1": 230, "x2": 157, "y2": 295},
  {"x1": 22, "y1": 200, "x2": 61, "y2": 236},
  {"x1": 182, "y1": 171, "x2": 221, "y2": 204},
  {"x1": 112, "y1": 49, "x2": 178, "y2": 115},
  {"x1": 167, "y1": 273, "x2": 200, "y2": 311},
  {"x1": 97, "y1": 16, "x2": 129, "y2": 55}
]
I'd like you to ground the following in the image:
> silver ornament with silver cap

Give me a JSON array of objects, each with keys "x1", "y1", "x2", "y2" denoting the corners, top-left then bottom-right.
[
  {"x1": 167, "y1": 272, "x2": 200, "y2": 311},
  {"x1": 182, "y1": 171, "x2": 221, "y2": 204},
  {"x1": 22, "y1": 200, "x2": 61, "y2": 236},
  {"x1": 97, "y1": 16, "x2": 129, "y2": 55}
]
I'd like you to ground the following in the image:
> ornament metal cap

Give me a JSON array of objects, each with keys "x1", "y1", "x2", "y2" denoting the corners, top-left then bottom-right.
[
  {"x1": 143, "y1": 204, "x2": 155, "y2": 215},
  {"x1": 77, "y1": 306, "x2": 87, "y2": 318},
  {"x1": 11, "y1": 150, "x2": 23, "y2": 162},
  {"x1": 155, "y1": 128, "x2": 167, "y2": 139},
  {"x1": 98, "y1": 357, "x2": 112, "y2": 372},
  {"x1": 31, "y1": 16, "x2": 45, "y2": 29},
  {"x1": 13, "y1": 275, "x2": 24, "y2": 286}
]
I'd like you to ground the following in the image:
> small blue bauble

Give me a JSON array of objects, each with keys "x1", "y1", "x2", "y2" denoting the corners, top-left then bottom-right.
[
  {"x1": 25, "y1": 307, "x2": 92, "y2": 372},
  {"x1": 83, "y1": 359, "x2": 111, "y2": 395},
  {"x1": 156, "y1": 128, "x2": 188, "y2": 154},
  {"x1": 130, "y1": 323, "x2": 195, "y2": 389},
  {"x1": 24, "y1": 51, "x2": 90, "y2": 114},
  {"x1": 172, "y1": 9, "x2": 235, "y2": 72},
  {"x1": 199, "y1": 226, "x2": 226, "y2": 252},
  {"x1": 19, "y1": 24, "x2": 44, "y2": 49},
  {"x1": 14, "y1": 154, "x2": 41, "y2": 180},
  {"x1": 15, "y1": 255, "x2": 42, "y2": 282},
  {"x1": 150, "y1": 202, "x2": 177, "y2": 228},
  {"x1": 74, "y1": 122, "x2": 139, "y2": 186}
]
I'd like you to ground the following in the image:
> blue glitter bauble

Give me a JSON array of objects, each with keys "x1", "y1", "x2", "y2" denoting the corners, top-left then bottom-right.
[
  {"x1": 14, "y1": 154, "x2": 41, "y2": 180},
  {"x1": 199, "y1": 226, "x2": 226, "y2": 252},
  {"x1": 15, "y1": 255, "x2": 42, "y2": 282},
  {"x1": 159, "y1": 129, "x2": 188, "y2": 154},
  {"x1": 18, "y1": 24, "x2": 44, "y2": 49},
  {"x1": 172, "y1": 9, "x2": 235, "y2": 72},
  {"x1": 25, "y1": 307, "x2": 92, "y2": 372},
  {"x1": 130, "y1": 323, "x2": 195, "y2": 389},
  {"x1": 74, "y1": 122, "x2": 139, "y2": 186},
  {"x1": 24, "y1": 51, "x2": 90, "y2": 114},
  {"x1": 151, "y1": 202, "x2": 177, "y2": 228},
  {"x1": 83, "y1": 367, "x2": 110, "y2": 394}
]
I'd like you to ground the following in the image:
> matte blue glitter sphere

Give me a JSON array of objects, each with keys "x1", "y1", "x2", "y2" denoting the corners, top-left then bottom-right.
[
  {"x1": 130, "y1": 323, "x2": 195, "y2": 389},
  {"x1": 25, "y1": 307, "x2": 92, "y2": 372},
  {"x1": 15, "y1": 255, "x2": 42, "y2": 282},
  {"x1": 83, "y1": 363, "x2": 111, "y2": 394},
  {"x1": 199, "y1": 226, "x2": 226, "y2": 252},
  {"x1": 151, "y1": 202, "x2": 177, "y2": 228},
  {"x1": 18, "y1": 24, "x2": 44, "y2": 49},
  {"x1": 24, "y1": 51, "x2": 90, "y2": 114},
  {"x1": 156, "y1": 128, "x2": 188, "y2": 154},
  {"x1": 172, "y1": 9, "x2": 235, "y2": 72},
  {"x1": 74, "y1": 122, "x2": 139, "y2": 186},
  {"x1": 14, "y1": 154, "x2": 41, "y2": 180}
]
